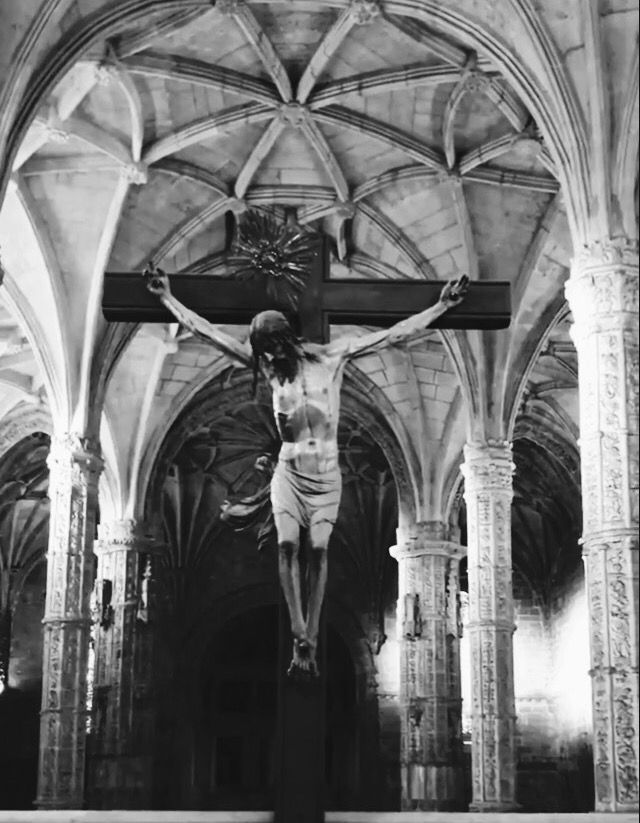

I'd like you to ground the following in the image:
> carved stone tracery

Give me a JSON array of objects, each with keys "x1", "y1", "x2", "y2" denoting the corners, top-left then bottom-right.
[
  {"x1": 36, "y1": 434, "x2": 102, "y2": 809},
  {"x1": 566, "y1": 242, "x2": 639, "y2": 813},
  {"x1": 390, "y1": 521, "x2": 464, "y2": 811},
  {"x1": 461, "y1": 442, "x2": 518, "y2": 812},
  {"x1": 87, "y1": 519, "x2": 157, "y2": 809}
]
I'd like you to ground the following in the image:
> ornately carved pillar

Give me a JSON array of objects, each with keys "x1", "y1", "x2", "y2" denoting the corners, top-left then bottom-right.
[
  {"x1": 461, "y1": 442, "x2": 518, "y2": 811},
  {"x1": 88, "y1": 519, "x2": 156, "y2": 809},
  {"x1": 390, "y1": 522, "x2": 464, "y2": 810},
  {"x1": 36, "y1": 434, "x2": 102, "y2": 809},
  {"x1": 565, "y1": 238, "x2": 639, "y2": 812}
]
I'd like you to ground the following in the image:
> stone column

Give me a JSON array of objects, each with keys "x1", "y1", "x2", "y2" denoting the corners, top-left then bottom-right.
[
  {"x1": 445, "y1": 549, "x2": 464, "y2": 771},
  {"x1": 461, "y1": 442, "x2": 518, "y2": 811},
  {"x1": 565, "y1": 238, "x2": 639, "y2": 812},
  {"x1": 390, "y1": 521, "x2": 464, "y2": 810},
  {"x1": 87, "y1": 519, "x2": 156, "y2": 809},
  {"x1": 36, "y1": 434, "x2": 102, "y2": 809}
]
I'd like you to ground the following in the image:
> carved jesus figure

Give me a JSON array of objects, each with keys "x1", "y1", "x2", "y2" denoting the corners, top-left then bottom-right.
[{"x1": 145, "y1": 264, "x2": 468, "y2": 677}]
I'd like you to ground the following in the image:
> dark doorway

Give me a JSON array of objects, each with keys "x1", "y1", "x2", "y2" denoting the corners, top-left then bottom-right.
[{"x1": 199, "y1": 604, "x2": 360, "y2": 810}]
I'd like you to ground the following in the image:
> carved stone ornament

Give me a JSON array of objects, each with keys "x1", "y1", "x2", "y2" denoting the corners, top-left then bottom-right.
[
  {"x1": 566, "y1": 273, "x2": 638, "y2": 338},
  {"x1": 436, "y1": 168, "x2": 455, "y2": 185},
  {"x1": 464, "y1": 71, "x2": 491, "y2": 94},
  {"x1": 37, "y1": 433, "x2": 103, "y2": 808},
  {"x1": 334, "y1": 200, "x2": 356, "y2": 220},
  {"x1": 349, "y1": 0, "x2": 382, "y2": 25},
  {"x1": 89, "y1": 518, "x2": 156, "y2": 805},
  {"x1": 122, "y1": 162, "x2": 148, "y2": 186},
  {"x1": 461, "y1": 442, "x2": 518, "y2": 810},
  {"x1": 563, "y1": 238, "x2": 639, "y2": 812},
  {"x1": 572, "y1": 237, "x2": 640, "y2": 269},
  {"x1": 42, "y1": 114, "x2": 69, "y2": 144},
  {"x1": 279, "y1": 101, "x2": 306, "y2": 128},
  {"x1": 0, "y1": 409, "x2": 52, "y2": 459},
  {"x1": 92, "y1": 62, "x2": 114, "y2": 87},
  {"x1": 461, "y1": 441, "x2": 515, "y2": 496},
  {"x1": 394, "y1": 522, "x2": 465, "y2": 809},
  {"x1": 96, "y1": 519, "x2": 151, "y2": 550},
  {"x1": 216, "y1": 0, "x2": 242, "y2": 15}
]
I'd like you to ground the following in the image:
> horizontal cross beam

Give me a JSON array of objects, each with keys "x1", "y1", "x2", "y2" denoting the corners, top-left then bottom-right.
[{"x1": 102, "y1": 274, "x2": 510, "y2": 332}]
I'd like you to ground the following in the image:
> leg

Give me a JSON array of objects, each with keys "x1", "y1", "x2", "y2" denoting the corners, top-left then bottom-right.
[
  {"x1": 303, "y1": 521, "x2": 333, "y2": 676},
  {"x1": 274, "y1": 512, "x2": 316, "y2": 677},
  {"x1": 275, "y1": 512, "x2": 305, "y2": 641}
]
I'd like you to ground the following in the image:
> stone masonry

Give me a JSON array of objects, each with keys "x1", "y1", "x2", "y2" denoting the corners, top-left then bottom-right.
[
  {"x1": 391, "y1": 521, "x2": 464, "y2": 810},
  {"x1": 36, "y1": 434, "x2": 102, "y2": 809},
  {"x1": 566, "y1": 238, "x2": 639, "y2": 812},
  {"x1": 461, "y1": 442, "x2": 518, "y2": 811}
]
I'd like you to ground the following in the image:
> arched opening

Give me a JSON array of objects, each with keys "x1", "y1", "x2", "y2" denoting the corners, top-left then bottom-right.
[
  {"x1": 0, "y1": 431, "x2": 49, "y2": 809},
  {"x1": 201, "y1": 605, "x2": 279, "y2": 811},
  {"x1": 143, "y1": 369, "x2": 405, "y2": 811},
  {"x1": 168, "y1": 603, "x2": 364, "y2": 811}
]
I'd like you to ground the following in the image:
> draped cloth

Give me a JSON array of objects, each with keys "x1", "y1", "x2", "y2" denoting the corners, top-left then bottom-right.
[
  {"x1": 220, "y1": 459, "x2": 276, "y2": 550},
  {"x1": 270, "y1": 459, "x2": 342, "y2": 530},
  {"x1": 220, "y1": 456, "x2": 342, "y2": 549}
]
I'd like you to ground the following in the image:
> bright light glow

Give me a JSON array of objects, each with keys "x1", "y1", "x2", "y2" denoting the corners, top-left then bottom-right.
[
  {"x1": 459, "y1": 593, "x2": 472, "y2": 735},
  {"x1": 85, "y1": 638, "x2": 96, "y2": 732},
  {"x1": 376, "y1": 612, "x2": 400, "y2": 694},
  {"x1": 553, "y1": 581, "x2": 592, "y2": 736},
  {"x1": 459, "y1": 586, "x2": 591, "y2": 744},
  {"x1": 0, "y1": 678, "x2": 5, "y2": 696}
]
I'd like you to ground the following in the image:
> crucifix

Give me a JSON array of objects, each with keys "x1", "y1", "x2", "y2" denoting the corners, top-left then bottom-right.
[
  {"x1": 103, "y1": 238, "x2": 509, "y2": 334},
  {"x1": 103, "y1": 226, "x2": 509, "y2": 821}
]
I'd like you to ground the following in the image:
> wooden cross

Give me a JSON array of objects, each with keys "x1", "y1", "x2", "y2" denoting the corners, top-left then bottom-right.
[
  {"x1": 102, "y1": 237, "x2": 510, "y2": 342},
  {"x1": 102, "y1": 239, "x2": 510, "y2": 822}
]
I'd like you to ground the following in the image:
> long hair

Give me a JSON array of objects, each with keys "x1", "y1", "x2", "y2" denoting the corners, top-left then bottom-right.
[{"x1": 249, "y1": 310, "x2": 317, "y2": 396}]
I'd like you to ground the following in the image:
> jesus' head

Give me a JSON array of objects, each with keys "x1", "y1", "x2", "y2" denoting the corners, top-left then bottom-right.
[{"x1": 249, "y1": 310, "x2": 303, "y2": 389}]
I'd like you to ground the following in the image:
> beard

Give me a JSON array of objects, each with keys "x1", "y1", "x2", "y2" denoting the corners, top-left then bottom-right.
[{"x1": 266, "y1": 353, "x2": 299, "y2": 384}]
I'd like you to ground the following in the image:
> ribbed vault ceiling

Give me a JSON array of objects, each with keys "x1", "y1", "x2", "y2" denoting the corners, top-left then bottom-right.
[{"x1": 0, "y1": 1, "x2": 579, "y2": 552}]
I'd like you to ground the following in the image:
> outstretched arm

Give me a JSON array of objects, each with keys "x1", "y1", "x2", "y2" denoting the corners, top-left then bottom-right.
[
  {"x1": 143, "y1": 264, "x2": 252, "y2": 367},
  {"x1": 328, "y1": 275, "x2": 469, "y2": 360}
]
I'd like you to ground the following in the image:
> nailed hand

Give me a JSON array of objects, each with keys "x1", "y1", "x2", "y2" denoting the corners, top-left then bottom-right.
[
  {"x1": 143, "y1": 262, "x2": 170, "y2": 295},
  {"x1": 440, "y1": 274, "x2": 469, "y2": 307}
]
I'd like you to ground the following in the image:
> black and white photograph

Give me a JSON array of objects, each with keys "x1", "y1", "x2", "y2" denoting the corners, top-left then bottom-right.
[{"x1": 0, "y1": 2, "x2": 637, "y2": 822}]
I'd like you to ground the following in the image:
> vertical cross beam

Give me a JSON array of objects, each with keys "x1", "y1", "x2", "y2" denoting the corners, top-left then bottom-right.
[{"x1": 275, "y1": 596, "x2": 326, "y2": 823}]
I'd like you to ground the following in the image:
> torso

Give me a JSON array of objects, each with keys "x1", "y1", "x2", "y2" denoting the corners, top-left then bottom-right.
[{"x1": 270, "y1": 347, "x2": 345, "y2": 475}]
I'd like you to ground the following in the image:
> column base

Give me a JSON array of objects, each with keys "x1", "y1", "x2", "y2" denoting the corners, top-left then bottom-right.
[
  {"x1": 596, "y1": 802, "x2": 640, "y2": 814},
  {"x1": 401, "y1": 764, "x2": 466, "y2": 811},
  {"x1": 35, "y1": 798, "x2": 85, "y2": 811},
  {"x1": 469, "y1": 800, "x2": 521, "y2": 812}
]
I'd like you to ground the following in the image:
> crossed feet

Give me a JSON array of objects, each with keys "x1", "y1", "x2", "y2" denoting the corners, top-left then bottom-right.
[{"x1": 287, "y1": 634, "x2": 319, "y2": 680}]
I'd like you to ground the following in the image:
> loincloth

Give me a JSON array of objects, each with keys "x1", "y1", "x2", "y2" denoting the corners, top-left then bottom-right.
[{"x1": 270, "y1": 459, "x2": 342, "y2": 529}]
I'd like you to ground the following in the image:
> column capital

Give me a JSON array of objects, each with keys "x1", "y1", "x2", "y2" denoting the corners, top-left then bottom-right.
[
  {"x1": 461, "y1": 441, "x2": 514, "y2": 493},
  {"x1": 572, "y1": 237, "x2": 639, "y2": 272},
  {"x1": 47, "y1": 432, "x2": 103, "y2": 474},
  {"x1": 96, "y1": 519, "x2": 155, "y2": 552},
  {"x1": 566, "y1": 240, "x2": 639, "y2": 331},
  {"x1": 390, "y1": 521, "x2": 464, "y2": 560}
]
